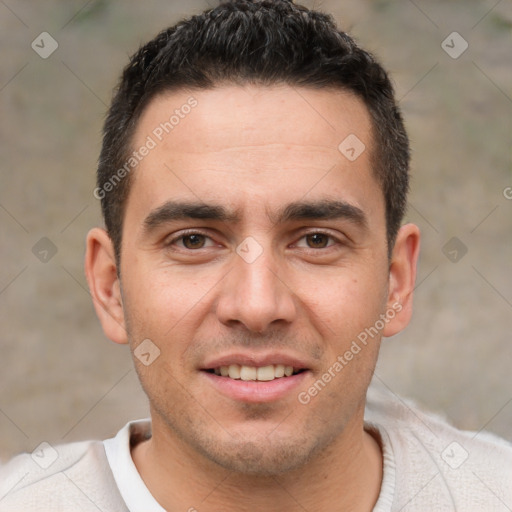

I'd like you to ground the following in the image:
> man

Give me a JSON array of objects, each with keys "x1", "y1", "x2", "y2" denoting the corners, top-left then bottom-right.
[{"x1": 1, "y1": 0, "x2": 511, "y2": 510}]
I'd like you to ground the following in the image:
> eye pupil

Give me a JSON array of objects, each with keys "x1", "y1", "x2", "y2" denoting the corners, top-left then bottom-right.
[
  {"x1": 307, "y1": 233, "x2": 328, "y2": 248},
  {"x1": 183, "y1": 234, "x2": 205, "y2": 249}
]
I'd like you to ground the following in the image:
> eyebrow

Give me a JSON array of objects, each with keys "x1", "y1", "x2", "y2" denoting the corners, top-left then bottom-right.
[
  {"x1": 272, "y1": 200, "x2": 367, "y2": 228},
  {"x1": 142, "y1": 199, "x2": 368, "y2": 234}
]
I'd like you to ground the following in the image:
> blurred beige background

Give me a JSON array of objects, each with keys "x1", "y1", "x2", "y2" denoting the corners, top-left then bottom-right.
[{"x1": 1, "y1": 0, "x2": 511, "y2": 460}]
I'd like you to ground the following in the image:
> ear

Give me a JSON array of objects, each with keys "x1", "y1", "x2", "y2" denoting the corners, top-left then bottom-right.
[
  {"x1": 84, "y1": 227, "x2": 128, "y2": 344},
  {"x1": 382, "y1": 223, "x2": 420, "y2": 337}
]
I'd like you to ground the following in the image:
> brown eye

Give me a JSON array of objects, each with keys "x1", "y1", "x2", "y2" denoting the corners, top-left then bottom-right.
[
  {"x1": 165, "y1": 230, "x2": 218, "y2": 252},
  {"x1": 305, "y1": 233, "x2": 330, "y2": 248},
  {"x1": 182, "y1": 234, "x2": 206, "y2": 249}
]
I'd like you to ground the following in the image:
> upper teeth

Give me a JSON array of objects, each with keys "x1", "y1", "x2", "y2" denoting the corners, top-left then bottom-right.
[{"x1": 214, "y1": 364, "x2": 295, "y2": 381}]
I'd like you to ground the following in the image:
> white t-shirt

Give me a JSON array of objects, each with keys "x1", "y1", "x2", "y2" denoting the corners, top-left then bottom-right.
[{"x1": 103, "y1": 420, "x2": 165, "y2": 512}]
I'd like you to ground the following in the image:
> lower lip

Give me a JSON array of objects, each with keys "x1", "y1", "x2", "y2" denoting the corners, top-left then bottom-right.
[{"x1": 201, "y1": 370, "x2": 309, "y2": 403}]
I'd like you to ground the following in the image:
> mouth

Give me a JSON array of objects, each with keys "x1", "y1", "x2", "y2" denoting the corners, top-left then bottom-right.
[
  {"x1": 203, "y1": 364, "x2": 307, "y2": 381},
  {"x1": 200, "y1": 355, "x2": 311, "y2": 403}
]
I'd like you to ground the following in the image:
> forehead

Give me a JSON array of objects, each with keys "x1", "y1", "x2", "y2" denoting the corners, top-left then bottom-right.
[
  {"x1": 135, "y1": 84, "x2": 372, "y2": 153},
  {"x1": 126, "y1": 84, "x2": 382, "y2": 227}
]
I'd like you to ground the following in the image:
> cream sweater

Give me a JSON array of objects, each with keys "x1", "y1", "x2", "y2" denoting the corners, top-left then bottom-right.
[{"x1": 1, "y1": 384, "x2": 511, "y2": 511}]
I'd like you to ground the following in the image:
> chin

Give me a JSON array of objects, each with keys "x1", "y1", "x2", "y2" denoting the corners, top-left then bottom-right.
[
  {"x1": 201, "y1": 438, "x2": 318, "y2": 476},
  {"x1": 151, "y1": 390, "x2": 350, "y2": 476},
  {"x1": 182, "y1": 419, "x2": 336, "y2": 477}
]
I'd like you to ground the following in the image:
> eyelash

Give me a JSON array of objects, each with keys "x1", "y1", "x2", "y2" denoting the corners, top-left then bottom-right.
[{"x1": 165, "y1": 229, "x2": 342, "y2": 252}]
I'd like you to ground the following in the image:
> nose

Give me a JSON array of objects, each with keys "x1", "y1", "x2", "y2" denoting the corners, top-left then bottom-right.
[{"x1": 215, "y1": 244, "x2": 297, "y2": 333}]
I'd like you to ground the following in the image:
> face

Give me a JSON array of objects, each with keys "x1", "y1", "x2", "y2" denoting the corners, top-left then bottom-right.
[{"x1": 87, "y1": 84, "x2": 418, "y2": 476}]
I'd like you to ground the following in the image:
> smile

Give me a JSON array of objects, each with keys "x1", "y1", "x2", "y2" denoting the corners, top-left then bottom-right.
[{"x1": 206, "y1": 364, "x2": 305, "y2": 381}]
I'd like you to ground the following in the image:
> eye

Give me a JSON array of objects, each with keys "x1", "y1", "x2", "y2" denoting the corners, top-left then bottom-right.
[
  {"x1": 295, "y1": 232, "x2": 339, "y2": 249},
  {"x1": 167, "y1": 231, "x2": 216, "y2": 250}
]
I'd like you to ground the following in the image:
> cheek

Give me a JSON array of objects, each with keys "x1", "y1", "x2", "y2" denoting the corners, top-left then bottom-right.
[
  {"x1": 291, "y1": 267, "x2": 388, "y2": 341},
  {"x1": 121, "y1": 265, "x2": 213, "y2": 342}
]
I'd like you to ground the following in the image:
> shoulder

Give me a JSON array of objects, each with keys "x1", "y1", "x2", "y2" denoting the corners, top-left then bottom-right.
[
  {"x1": 0, "y1": 438, "x2": 127, "y2": 512},
  {"x1": 365, "y1": 383, "x2": 512, "y2": 510}
]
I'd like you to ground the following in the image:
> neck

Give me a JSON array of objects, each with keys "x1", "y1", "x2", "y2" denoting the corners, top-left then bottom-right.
[{"x1": 132, "y1": 407, "x2": 383, "y2": 512}]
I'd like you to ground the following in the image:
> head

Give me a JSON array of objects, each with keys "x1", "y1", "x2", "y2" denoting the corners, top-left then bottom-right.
[{"x1": 86, "y1": 0, "x2": 419, "y2": 476}]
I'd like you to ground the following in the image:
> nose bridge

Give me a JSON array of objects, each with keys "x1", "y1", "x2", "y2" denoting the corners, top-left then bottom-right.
[
  {"x1": 240, "y1": 250, "x2": 279, "y2": 304},
  {"x1": 216, "y1": 239, "x2": 296, "y2": 332}
]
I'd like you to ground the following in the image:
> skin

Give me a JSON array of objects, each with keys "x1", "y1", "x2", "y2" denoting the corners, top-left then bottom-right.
[{"x1": 85, "y1": 85, "x2": 420, "y2": 512}]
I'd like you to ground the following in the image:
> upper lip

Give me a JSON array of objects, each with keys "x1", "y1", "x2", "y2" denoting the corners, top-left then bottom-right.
[{"x1": 201, "y1": 352, "x2": 311, "y2": 370}]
